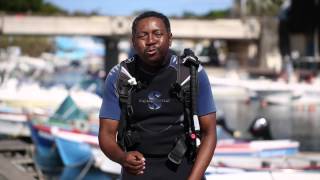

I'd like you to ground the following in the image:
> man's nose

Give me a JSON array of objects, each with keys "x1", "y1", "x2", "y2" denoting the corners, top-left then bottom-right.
[{"x1": 146, "y1": 34, "x2": 156, "y2": 44}]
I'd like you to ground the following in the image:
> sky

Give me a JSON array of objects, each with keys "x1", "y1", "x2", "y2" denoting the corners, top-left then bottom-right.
[{"x1": 45, "y1": 0, "x2": 234, "y2": 16}]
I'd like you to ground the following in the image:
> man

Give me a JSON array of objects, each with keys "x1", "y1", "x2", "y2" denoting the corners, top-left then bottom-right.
[{"x1": 99, "y1": 11, "x2": 216, "y2": 180}]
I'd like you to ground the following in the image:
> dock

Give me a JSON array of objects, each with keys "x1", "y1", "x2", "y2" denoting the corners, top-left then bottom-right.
[{"x1": 0, "y1": 139, "x2": 43, "y2": 180}]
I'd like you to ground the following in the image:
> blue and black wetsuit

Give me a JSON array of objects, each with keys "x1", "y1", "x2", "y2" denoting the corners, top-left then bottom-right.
[{"x1": 99, "y1": 53, "x2": 216, "y2": 179}]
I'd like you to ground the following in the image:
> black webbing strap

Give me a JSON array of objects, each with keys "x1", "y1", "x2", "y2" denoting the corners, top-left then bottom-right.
[
  {"x1": 117, "y1": 60, "x2": 136, "y2": 150},
  {"x1": 181, "y1": 48, "x2": 200, "y2": 161},
  {"x1": 117, "y1": 84, "x2": 130, "y2": 150},
  {"x1": 167, "y1": 49, "x2": 200, "y2": 164}
]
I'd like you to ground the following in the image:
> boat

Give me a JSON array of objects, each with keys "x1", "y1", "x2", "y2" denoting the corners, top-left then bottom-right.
[
  {"x1": 52, "y1": 127, "x2": 122, "y2": 174},
  {"x1": 215, "y1": 139, "x2": 299, "y2": 157},
  {"x1": 209, "y1": 76, "x2": 320, "y2": 101},
  {"x1": 29, "y1": 93, "x2": 102, "y2": 167},
  {"x1": 31, "y1": 91, "x2": 101, "y2": 134},
  {"x1": 0, "y1": 105, "x2": 48, "y2": 137},
  {"x1": 28, "y1": 121, "x2": 63, "y2": 172},
  {"x1": 206, "y1": 170, "x2": 320, "y2": 180},
  {"x1": 263, "y1": 91, "x2": 320, "y2": 107},
  {"x1": 30, "y1": 123, "x2": 122, "y2": 174}
]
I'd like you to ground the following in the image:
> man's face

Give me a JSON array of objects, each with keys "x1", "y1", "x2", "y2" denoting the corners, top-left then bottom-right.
[{"x1": 132, "y1": 17, "x2": 172, "y2": 66}]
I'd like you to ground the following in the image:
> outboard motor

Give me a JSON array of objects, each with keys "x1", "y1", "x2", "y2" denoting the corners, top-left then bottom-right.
[{"x1": 249, "y1": 117, "x2": 272, "y2": 140}]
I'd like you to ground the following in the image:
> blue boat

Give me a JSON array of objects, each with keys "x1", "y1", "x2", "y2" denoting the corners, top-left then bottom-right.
[
  {"x1": 30, "y1": 94, "x2": 96, "y2": 167},
  {"x1": 55, "y1": 134, "x2": 92, "y2": 167},
  {"x1": 28, "y1": 122, "x2": 63, "y2": 172}
]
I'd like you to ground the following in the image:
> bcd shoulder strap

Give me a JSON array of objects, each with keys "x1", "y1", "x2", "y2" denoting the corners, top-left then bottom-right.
[
  {"x1": 116, "y1": 58, "x2": 137, "y2": 150},
  {"x1": 170, "y1": 55, "x2": 191, "y2": 105}
]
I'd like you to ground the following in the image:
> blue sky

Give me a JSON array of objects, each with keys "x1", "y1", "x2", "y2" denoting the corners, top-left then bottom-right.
[{"x1": 45, "y1": 0, "x2": 233, "y2": 16}]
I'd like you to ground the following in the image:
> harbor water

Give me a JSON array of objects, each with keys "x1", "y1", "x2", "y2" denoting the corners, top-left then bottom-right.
[{"x1": 215, "y1": 98, "x2": 320, "y2": 151}]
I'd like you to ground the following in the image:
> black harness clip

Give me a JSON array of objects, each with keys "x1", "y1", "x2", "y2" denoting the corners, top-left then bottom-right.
[{"x1": 168, "y1": 136, "x2": 187, "y2": 165}]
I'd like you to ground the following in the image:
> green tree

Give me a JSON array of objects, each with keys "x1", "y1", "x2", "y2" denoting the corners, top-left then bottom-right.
[
  {"x1": 0, "y1": 0, "x2": 42, "y2": 13},
  {"x1": 0, "y1": 0, "x2": 67, "y2": 15},
  {"x1": 182, "y1": 11, "x2": 199, "y2": 18},
  {"x1": 179, "y1": 10, "x2": 229, "y2": 19},
  {"x1": 203, "y1": 10, "x2": 229, "y2": 19},
  {"x1": 39, "y1": 2, "x2": 68, "y2": 15}
]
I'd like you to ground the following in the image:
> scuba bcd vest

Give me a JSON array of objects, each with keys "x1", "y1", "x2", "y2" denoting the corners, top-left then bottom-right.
[{"x1": 116, "y1": 49, "x2": 201, "y2": 164}]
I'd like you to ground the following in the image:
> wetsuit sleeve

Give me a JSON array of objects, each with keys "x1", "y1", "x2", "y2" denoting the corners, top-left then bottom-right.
[
  {"x1": 197, "y1": 66, "x2": 216, "y2": 116},
  {"x1": 99, "y1": 65, "x2": 121, "y2": 121}
]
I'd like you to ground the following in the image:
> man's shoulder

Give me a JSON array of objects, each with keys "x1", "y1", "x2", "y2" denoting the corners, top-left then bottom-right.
[
  {"x1": 107, "y1": 64, "x2": 121, "y2": 78},
  {"x1": 168, "y1": 54, "x2": 179, "y2": 70},
  {"x1": 122, "y1": 56, "x2": 136, "y2": 64},
  {"x1": 108, "y1": 56, "x2": 136, "y2": 77}
]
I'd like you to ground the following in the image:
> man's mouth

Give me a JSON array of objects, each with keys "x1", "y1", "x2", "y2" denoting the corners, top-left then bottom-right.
[{"x1": 145, "y1": 48, "x2": 157, "y2": 56}]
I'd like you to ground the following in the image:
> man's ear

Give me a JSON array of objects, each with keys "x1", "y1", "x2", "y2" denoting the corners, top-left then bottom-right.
[
  {"x1": 169, "y1": 32, "x2": 173, "y2": 46},
  {"x1": 131, "y1": 36, "x2": 136, "y2": 48}
]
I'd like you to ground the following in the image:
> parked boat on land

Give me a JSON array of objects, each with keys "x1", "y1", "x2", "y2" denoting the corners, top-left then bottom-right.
[
  {"x1": 263, "y1": 91, "x2": 320, "y2": 107},
  {"x1": 0, "y1": 105, "x2": 48, "y2": 137},
  {"x1": 29, "y1": 93, "x2": 102, "y2": 167},
  {"x1": 205, "y1": 170, "x2": 320, "y2": 180},
  {"x1": 209, "y1": 76, "x2": 320, "y2": 102}
]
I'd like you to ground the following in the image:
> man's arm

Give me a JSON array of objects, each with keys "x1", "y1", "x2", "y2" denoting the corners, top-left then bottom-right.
[
  {"x1": 188, "y1": 112, "x2": 217, "y2": 180},
  {"x1": 98, "y1": 118, "x2": 146, "y2": 175}
]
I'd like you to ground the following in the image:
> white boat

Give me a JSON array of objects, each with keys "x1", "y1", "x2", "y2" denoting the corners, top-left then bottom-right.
[
  {"x1": 0, "y1": 79, "x2": 68, "y2": 110},
  {"x1": 206, "y1": 170, "x2": 320, "y2": 180},
  {"x1": 0, "y1": 105, "x2": 48, "y2": 137},
  {"x1": 0, "y1": 107, "x2": 29, "y2": 137},
  {"x1": 0, "y1": 78, "x2": 102, "y2": 111},
  {"x1": 211, "y1": 137, "x2": 320, "y2": 171},
  {"x1": 214, "y1": 139, "x2": 299, "y2": 157},
  {"x1": 209, "y1": 76, "x2": 320, "y2": 100},
  {"x1": 0, "y1": 88, "x2": 101, "y2": 137},
  {"x1": 263, "y1": 91, "x2": 320, "y2": 107}
]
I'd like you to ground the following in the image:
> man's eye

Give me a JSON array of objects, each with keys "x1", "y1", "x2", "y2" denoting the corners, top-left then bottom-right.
[
  {"x1": 136, "y1": 33, "x2": 147, "y2": 38},
  {"x1": 154, "y1": 32, "x2": 163, "y2": 37}
]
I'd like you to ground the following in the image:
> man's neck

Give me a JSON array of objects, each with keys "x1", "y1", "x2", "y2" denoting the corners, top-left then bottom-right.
[{"x1": 136, "y1": 54, "x2": 171, "y2": 74}]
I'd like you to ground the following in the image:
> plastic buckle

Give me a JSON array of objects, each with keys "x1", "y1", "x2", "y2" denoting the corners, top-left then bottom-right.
[
  {"x1": 124, "y1": 130, "x2": 140, "y2": 147},
  {"x1": 181, "y1": 49, "x2": 200, "y2": 67},
  {"x1": 168, "y1": 137, "x2": 187, "y2": 165},
  {"x1": 127, "y1": 106, "x2": 134, "y2": 117}
]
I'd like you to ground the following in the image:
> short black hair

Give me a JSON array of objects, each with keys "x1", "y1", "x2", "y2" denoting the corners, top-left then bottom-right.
[{"x1": 132, "y1": 11, "x2": 171, "y2": 35}]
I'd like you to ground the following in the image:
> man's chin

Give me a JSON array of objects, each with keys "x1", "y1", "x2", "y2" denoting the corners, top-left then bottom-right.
[{"x1": 144, "y1": 56, "x2": 162, "y2": 65}]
